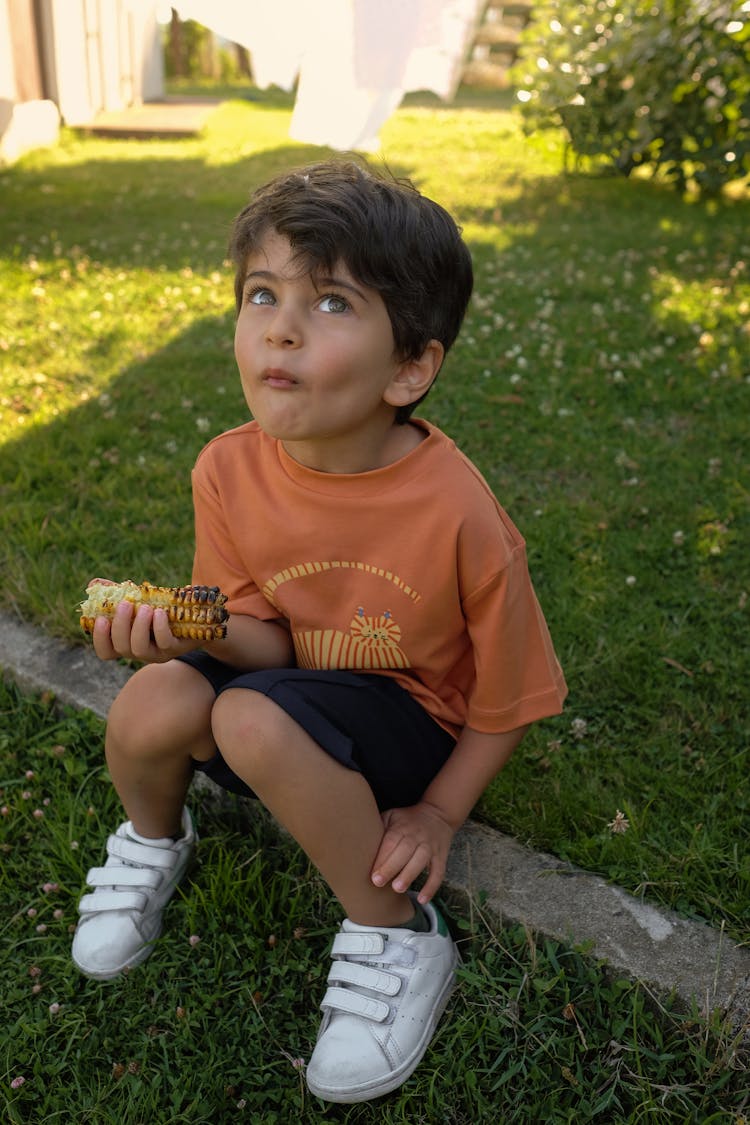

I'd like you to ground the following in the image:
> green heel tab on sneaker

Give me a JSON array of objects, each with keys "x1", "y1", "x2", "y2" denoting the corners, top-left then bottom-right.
[{"x1": 434, "y1": 905, "x2": 449, "y2": 937}]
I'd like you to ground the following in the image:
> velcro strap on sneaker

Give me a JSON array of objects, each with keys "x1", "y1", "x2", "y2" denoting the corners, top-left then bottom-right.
[
  {"x1": 327, "y1": 960, "x2": 402, "y2": 997},
  {"x1": 106, "y1": 834, "x2": 176, "y2": 869},
  {"x1": 78, "y1": 890, "x2": 148, "y2": 914},
  {"x1": 320, "y1": 985, "x2": 390, "y2": 1023},
  {"x1": 331, "y1": 932, "x2": 385, "y2": 958},
  {"x1": 85, "y1": 865, "x2": 162, "y2": 890}
]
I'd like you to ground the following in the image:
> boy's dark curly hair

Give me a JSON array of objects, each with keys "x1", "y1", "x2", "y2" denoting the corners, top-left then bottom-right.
[{"x1": 229, "y1": 161, "x2": 473, "y2": 422}]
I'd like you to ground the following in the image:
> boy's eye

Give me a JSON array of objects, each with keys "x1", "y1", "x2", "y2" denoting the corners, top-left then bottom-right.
[
  {"x1": 318, "y1": 294, "x2": 350, "y2": 314},
  {"x1": 247, "y1": 287, "x2": 275, "y2": 306}
]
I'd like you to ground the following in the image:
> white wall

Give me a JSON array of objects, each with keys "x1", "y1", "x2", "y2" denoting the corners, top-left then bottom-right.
[
  {"x1": 45, "y1": 0, "x2": 100, "y2": 124},
  {"x1": 1, "y1": 0, "x2": 165, "y2": 161},
  {"x1": 137, "y1": 4, "x2": 165, "y2": 100},
  {"x1": 0, "y1": 0, "x2": 60, "y2": 164},
  {"x1": 0, "y1": 0, "x2": 17, "y2": 106},
  {"x1": 36, "y1": 0, "x2": 165, "y2": 127}
]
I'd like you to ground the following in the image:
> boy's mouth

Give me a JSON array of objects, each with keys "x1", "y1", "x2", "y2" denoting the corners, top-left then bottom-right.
[{"x1": 262, "y1": 368, "x2": 299, "y2": 388}]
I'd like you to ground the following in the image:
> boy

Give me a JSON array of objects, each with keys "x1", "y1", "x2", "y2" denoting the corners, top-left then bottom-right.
[{"x1": 74, "y1": 161, "x2": 567, "y2": 1104}]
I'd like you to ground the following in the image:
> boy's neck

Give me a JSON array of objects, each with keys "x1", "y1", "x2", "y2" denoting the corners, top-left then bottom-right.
[{"x1": 280, "y1": 421, "x2": 426, "y2": 475}]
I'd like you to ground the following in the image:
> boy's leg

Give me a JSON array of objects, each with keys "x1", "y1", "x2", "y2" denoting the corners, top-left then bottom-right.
[
  {"x1": 211, "y1": 687, "x2": 414, "y2": 926},
  {"x1": 104, "y1": 659, "x2": 217, "y2": 838},
  {"x1": 72, "y1": 660, "x2": 214, "y2": 979},
  {"x1": 211, "y1": 688, "x2": 458, "y2": 1103}
]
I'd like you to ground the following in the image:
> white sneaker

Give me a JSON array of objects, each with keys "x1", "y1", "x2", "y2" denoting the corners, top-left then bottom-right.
[
  {"x1": 306, "y1": 897, "x2": 459, "y2": 1103},
  {"x1": 72, "y1": 808, "x2": 195, "y2": 980}
]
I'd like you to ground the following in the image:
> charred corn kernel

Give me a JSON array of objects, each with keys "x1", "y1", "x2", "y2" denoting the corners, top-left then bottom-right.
[{"x1": 79, "y1": 580, "x2": 229, "y2": 641}]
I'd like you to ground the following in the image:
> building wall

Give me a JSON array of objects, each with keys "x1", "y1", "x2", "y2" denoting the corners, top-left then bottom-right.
[
  {"x1": 0, "y1": 0, "x2": 59, "y2": 163},
  {"x1": 8, "y1": 0, "x2": 44, "y2": 100},
  {"x1": 0, "y1": 0, "x2": 15, "y2": 107},
  {"x1": 0, "y1": 0, "x2": 164, "y2": 162}
]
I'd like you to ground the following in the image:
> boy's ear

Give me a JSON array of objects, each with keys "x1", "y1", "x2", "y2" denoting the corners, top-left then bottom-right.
[{"x1": 384, "y1": 340, "x2": 445, "y2": 409}]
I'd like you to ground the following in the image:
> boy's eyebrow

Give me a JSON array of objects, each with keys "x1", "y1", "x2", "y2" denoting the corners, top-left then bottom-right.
[
  {"x1": 315, "y1": 274, "x2": 370, "y2": 302},
  {"x1": 244, "y1": 268, "x2": 369, "y2": 303}
]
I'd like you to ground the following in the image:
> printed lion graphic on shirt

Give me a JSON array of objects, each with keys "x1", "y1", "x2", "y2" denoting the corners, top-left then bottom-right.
[{"x1": 294, "y1": 607, "x2": 410, "y2": 670}]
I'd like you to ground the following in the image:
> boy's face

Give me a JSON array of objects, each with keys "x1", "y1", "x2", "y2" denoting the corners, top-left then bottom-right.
[{"x1": 234, "y1": 230, "x2": 416, "y2": 473}]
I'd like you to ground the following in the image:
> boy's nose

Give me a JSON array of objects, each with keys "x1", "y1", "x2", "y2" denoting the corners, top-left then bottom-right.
[{"x1": 265, "y1": 306, "x2": 302, "y2": 347}]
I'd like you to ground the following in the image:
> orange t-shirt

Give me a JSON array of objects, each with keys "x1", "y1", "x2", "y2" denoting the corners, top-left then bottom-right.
[{"x1": 191, "y1": 419, "x2": 567, "y2": 738}]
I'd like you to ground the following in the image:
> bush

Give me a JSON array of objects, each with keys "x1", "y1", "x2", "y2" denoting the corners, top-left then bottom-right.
[{"x1": 513, "y1": 0, "x2": 750, "y2": 195}]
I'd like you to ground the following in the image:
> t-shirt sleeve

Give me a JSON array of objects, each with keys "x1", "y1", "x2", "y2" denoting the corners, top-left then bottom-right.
[
  {"x1": 463, "y1": 542, "x2": 567, "y2": 732},
  {"x1": 191, "y1": 463, "x2": 283, "y2": 622}
]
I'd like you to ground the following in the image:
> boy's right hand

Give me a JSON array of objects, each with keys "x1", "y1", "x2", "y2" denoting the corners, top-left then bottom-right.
[{"x1": 92, "y1": 600, "x2": 200, "y2": 664}]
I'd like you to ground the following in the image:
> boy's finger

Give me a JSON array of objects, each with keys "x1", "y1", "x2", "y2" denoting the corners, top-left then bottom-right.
[
  {"x1": 373, "y1": 839, "x2": 430, "y2": 891},
  {"x1": 390, "y1": 845, "x2": 431, "y2": 894},
  {"x1": 108, "y1": 599, "x2": 136, "y2": 653},
  {"x1": 416, "y1": 862, "x2": 445, "y2": 905},
  {"x1": 91, "y1": 616, "x2": 117, "y2": 660},
  {"x1": 371, "y1": 834, "x2": 412, "y2": 886},
  {"x1": 128, "y1": 604, "x2": 159, "y2": 661},
  {"x1": 151, "y1": 607, "x2": 174, "y2": 648}
]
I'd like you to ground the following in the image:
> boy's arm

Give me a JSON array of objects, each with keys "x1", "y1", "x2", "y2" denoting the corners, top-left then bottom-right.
[
  {"x1": 92, "y1": 602, "x2": 293, "y2": 669},
  {"x1": 201, "y1": 611, "x2": 293, "y2": 669},
  {"x1": 371, "y1": 724, "x2": 528, "y2": 906}
]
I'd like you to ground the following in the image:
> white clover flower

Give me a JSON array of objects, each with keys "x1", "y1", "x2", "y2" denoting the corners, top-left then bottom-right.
[{"x1": 608, "y1": 810, "x2": 630, "y2": 834}]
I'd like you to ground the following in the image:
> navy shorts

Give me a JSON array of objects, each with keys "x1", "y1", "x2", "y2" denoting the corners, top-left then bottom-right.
[{"x1": 178, "y1": 652, "x2": 456, "y2": 811}]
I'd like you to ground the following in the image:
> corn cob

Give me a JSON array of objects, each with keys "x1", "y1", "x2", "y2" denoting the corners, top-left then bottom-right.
[{"x1": 79, "y1": 580, "x2": 229, "y2": 641}]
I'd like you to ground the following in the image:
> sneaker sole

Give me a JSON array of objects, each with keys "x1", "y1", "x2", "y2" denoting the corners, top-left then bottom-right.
[{"x1": 306, "y1": 943, "x2": 459, "y2": 1104}]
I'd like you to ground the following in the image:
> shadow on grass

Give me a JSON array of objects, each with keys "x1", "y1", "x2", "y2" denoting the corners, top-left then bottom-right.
[
  {"x1": 0, "y1": 313, "x2": 243, "y2": 630},
  {"x1": 1, "y1": 142, "x2": 330, "y2": 273}
]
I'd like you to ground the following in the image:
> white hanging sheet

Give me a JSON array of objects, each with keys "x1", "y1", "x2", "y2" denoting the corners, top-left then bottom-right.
[
  {"x1": 171, "y1": 0, "x2": 309, "y2": 91},
  {"x1": 171, "y1": 0, "x2": 484, "y2": 151}
]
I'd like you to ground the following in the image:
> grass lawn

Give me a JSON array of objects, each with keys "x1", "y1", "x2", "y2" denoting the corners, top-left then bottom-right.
[
  {"x1": 1, "y1": 677, "x2": 747, "y2": 1122},
  {"x1": 0, "y1": 85, "x2": 748, "y2": 960}
]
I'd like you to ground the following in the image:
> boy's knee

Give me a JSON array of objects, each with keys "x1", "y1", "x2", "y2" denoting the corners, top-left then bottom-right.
[
  {"x1": 211, "y1": 689, "x2": 285, "y2": 780},
  {"x1": 108, "y1": 660, "x2": 213, "y2": 756}
]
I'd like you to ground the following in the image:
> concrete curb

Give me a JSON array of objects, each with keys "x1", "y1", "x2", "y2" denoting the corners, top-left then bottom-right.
[{"x1": 2, "y1": 609, "x2": 748, "y2": 1030}]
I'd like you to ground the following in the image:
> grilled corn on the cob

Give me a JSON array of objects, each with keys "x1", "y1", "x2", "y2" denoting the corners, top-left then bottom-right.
[{"x1": 79, "y1": 580, "x2": 229, "y2": 641}]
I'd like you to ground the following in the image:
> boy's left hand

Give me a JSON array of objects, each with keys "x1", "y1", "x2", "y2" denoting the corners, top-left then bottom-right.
[{"x1": 371, "y1": 801, "x2": 455, "y2": 906}]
